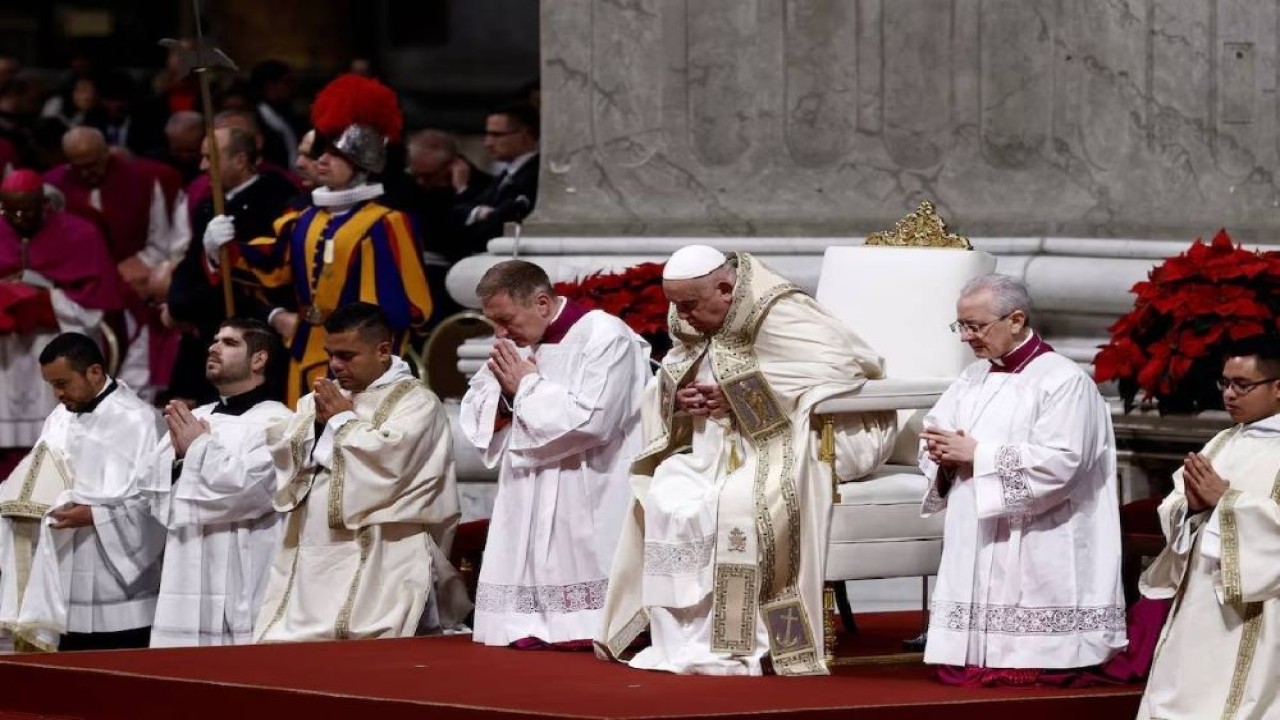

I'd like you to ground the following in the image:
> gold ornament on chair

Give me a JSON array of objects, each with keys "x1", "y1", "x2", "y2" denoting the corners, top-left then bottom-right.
[{"x1": 865, "y1": 201, "x2": 972, "y2": 250}]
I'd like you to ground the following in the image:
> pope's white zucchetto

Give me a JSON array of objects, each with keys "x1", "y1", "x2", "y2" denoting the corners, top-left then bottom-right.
[{"x1": 662, "y1": 245, "x2": 728, "y2": 281}]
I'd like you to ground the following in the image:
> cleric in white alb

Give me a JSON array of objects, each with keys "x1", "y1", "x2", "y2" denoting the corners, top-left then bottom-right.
[
  {"x1": 1137, "y1": 335, "x2": 1280, "y2": 719},
  {"x1": 598, "y1": 246, "x2": 896, "y2": 676},
  {"x1": 0, "y1": 332, "x2": 164, "y2": 651},
  {"x1": 919, "y1": 274, "x2": 1126, "y2": 684},
  {"x1": 141, "y1": 319, "x2": 291, "y2": 647},
  {"x1": 462, "y1": 259, "x2": 650, "y2": 648},
  {"x1": 254, "y1": 303, "x2": 470, "y2": 643}
]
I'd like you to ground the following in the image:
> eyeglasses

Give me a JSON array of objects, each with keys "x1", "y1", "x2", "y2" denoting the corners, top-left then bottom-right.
[
  {"x1": 1216, "y1": 376, "x2": 1280, "y2": 394},
  {"x1": 949, "y1": 314, "x2": 1012, "y2": 336}
]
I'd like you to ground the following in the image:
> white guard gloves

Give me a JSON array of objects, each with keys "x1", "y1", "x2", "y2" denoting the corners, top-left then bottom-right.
[{"x1": 202, "y1": 215, "x2": 236, "y2": 266}]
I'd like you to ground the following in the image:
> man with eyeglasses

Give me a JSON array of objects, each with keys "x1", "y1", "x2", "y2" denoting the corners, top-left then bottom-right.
[
  {"x1": 919, "y1": 274, "x2": 1125, "y2": 685},
  {"x1": 454, "y1": 103, "x2": 539, "y2": 252},
  {"x1": 1137, "y1": 334, "x2": 1280, "y2": 719}
]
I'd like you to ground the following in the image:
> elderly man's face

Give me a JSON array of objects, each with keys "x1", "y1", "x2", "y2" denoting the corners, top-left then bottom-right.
[
  {"x1": 0, "y1": 190, "x2": 45, "y2": 236},
  {"x1": 168, "y1": 125, "x2": 205, "y2": 169},
  {"x1": 954, "y1": 290, "x2": 1025, "y2": 360},
  {"x1": 663, "y1": 275, "x2": 734, "y2": 336},
  {"x1": 407, "y1": 145, "x2": 453, "y2": 188},
  {"x1": 65, "y1": 144, "x2": 110, "y2": 187}
]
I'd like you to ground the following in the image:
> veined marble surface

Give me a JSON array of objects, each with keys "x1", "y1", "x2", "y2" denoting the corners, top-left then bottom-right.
[{"x1": 534, "y1": 0, "x2": 1280, "y2": 240}]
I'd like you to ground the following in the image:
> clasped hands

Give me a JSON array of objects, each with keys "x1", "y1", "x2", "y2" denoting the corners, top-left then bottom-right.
[
  {"x1": 488, "y1": 339, "x2": 538, "y2": 398},
  {"x1": 1183, "y1": 451, "x2": 1229, "y2": 512},
  {"x1": 676, "y1": 382, "x2": 728, "y2": 420},
  {"x1": 314, "y1": 377, "x2": 355, "y2": 426},
  {"x1": 921, "y1": 427, "x2": 977, "y2": 471},
  {"x1": 163, "y1": 400, "x2": 210, "y2": 459}
]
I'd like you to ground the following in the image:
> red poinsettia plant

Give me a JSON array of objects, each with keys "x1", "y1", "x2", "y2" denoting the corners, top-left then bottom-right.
[
  {"x1": 554, "y1": 262, "x2": 670, "y2": 355},
  {"x1": 1094, "y1": 229, "x2": 1280, "y2": 413}
]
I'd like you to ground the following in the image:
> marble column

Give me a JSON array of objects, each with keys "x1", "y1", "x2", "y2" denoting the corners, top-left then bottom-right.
[{"x1": 532, "y1": 0, "x2": 1280, "y2": 241}]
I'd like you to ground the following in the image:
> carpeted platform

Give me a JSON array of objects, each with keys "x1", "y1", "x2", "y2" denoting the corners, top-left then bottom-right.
[{"x1": 0, "y1": 613, "x2": 1143, "y2": 720}]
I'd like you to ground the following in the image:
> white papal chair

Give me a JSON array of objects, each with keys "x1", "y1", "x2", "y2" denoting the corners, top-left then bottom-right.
[{"x1": 812, "y1": 202, "x2": 995, "y2": 660}]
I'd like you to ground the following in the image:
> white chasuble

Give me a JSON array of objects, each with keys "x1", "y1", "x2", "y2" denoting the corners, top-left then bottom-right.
[
  {"x1": 1138, "y1": 415, "x2": 1280, "y2": 720},
  {"x1": 920, "y1": 349, "x2": 1126, "y2": 669},
  {"x1": 142, "y1": 399, "x2": 292, "y2": 647},
  {"x1": 461, "y1": 309, "x2": 650, "y2": 646},
  {"x1": 0, "y1": 381, "x2": 165, "y2": 650},
  {"x1": 254, "y1": 358, "x2": 471, "y2": 643},
  {"x1": 597, "y1": 253, "x2": 896, "y2": 677}
]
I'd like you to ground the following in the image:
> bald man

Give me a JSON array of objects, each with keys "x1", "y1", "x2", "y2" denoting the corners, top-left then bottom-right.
[
  {"x1": 162, "y1": 111, "x2": 205, "y2": 183},
  {"x1": 46, "y1": 127, "x2": 173, "y2": 277},
  {"x1": 46, "y1": 126, "x2": 178, "y2": 399}
]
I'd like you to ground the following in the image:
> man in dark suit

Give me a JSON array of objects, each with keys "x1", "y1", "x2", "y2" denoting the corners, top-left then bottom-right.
[
  {"x1": 165, "y1": 126, "x2": 295, "y2": 403},
  {"x1": 455, "y1": 103, "x2": 539, "y2": 252}
]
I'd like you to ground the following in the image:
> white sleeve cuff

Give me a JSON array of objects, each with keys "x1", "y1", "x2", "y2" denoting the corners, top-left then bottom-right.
[{"x1": 312, "y1": 411, "x2": 358, "y2": 469}]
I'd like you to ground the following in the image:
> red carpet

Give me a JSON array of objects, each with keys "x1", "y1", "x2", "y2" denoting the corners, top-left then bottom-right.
[{"x1": 0, "y1": 612, "x2": 1142, "y2": 720}]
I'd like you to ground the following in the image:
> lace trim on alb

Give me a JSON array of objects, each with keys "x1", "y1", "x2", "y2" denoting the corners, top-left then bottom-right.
[
  {"x1": 475, "y1": 579, "x2": 608, "y2": 614},
  {"x1": 643, "y1": 537, "x2": 715, "y2": 576},
  {"x1": 931, "y1": 601, "x2": 1125, "y2": 635},
  {"x1": 996, "y1": 444, "x2": 1031, "y2": 513}
]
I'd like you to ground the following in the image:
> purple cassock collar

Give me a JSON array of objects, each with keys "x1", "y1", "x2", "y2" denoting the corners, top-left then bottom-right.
[
  {"x1": 989, "y1": 333, "x2": 1054, "y2": 374},
  {"x1": 540, "y1": 299, "x2": 591, "y2": 345}
]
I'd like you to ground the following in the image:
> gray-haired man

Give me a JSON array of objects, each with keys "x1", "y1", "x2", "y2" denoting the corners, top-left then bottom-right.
[{"x1": 919, "y1": 274, "x2": 1126, "y2": 684}]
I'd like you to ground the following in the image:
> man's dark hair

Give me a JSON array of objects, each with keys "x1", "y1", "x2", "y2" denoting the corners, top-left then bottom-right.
[
  {"x1": 324, "y1": 302, "x2": 393, "y2": 344},
  {"x1": 38, "y1": 332, "x2": 105, "y2": 373},
  {"x1": 1226, "y1": 334, "x2": 1280, "y2": 377},
  {"x1": 475, "y1": 259, "x2": 554, "y2": 304},
  {"x1": 493, "y1": 102, "x2": 539, "y2": 139},
  {"x1": 220, "y1": 317, "x2": 280, "y2": 366}
]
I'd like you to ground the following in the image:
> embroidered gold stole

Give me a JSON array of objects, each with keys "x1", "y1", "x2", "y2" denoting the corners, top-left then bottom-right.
[{"x1": 631, "y1": 253, "x2": 825, "y2": 675}]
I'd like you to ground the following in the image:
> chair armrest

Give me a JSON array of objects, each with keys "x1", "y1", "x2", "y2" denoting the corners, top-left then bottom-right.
[{"x1": 813, "y1": 377, "x2": 952, "y2": 414}]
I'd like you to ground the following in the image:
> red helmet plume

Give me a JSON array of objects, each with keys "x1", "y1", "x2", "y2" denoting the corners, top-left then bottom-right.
[{"x1": 311, "y1": 73, "x2": 403, "y2": 143}]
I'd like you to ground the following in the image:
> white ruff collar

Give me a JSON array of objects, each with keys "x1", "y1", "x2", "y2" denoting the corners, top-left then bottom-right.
[{"x1": 312, "y1": 182, "x2": 385, "y2": 208}]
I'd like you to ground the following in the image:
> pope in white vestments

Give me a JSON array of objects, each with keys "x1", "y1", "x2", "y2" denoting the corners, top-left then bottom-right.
[
  {"x1": 920, "y1": 275, "x2": 1125, "y2": 682},
  {"x1": 254, "y1": 302, "x2": 470, "y2": 642},
  {"x1": 597, "y1": 246, "x2": 896, "y2": 676},
  {"x1": 0, "y1": 332, "x2": 165, "y2": 651},
  {"x1": 1138, "y1": 337, "x2": 1280, "y2": 720},
  {"x1": 142, "y1": 320, "x2": 291, "y2": 647},
  {"x1": 462, "y1": 260, "x2": 650, "y2": 647}
]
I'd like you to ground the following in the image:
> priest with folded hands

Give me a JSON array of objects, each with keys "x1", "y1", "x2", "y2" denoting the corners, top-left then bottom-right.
[
  {"x1": 462, "y1": 260, "x2": 650, "y2": 649},
  {"x1": 254, "y1": 302, "x2": 470, "y2": 642},
  {"x1": 919, "y1": 274, "x2": 1125, "y2": 685}
]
